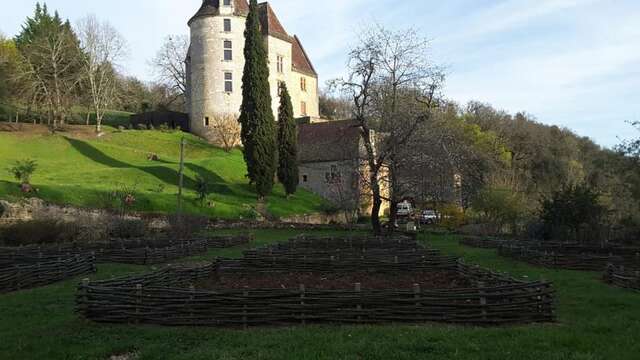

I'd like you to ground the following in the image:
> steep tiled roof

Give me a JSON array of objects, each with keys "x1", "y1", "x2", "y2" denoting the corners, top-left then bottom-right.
[
  {"x1": 189, "y1": 0, "x2": 250, "y2": 25},
  {"x1": 189, "y1": 1, "x2": 317, "y2": 79},
  {"x1": 291, "y1": 35, "x2": 317, "y2": 77},
  {"x1": 298, "y1": 120, "x2": 363, "y2": 163},
  {"x1": 257, "y1": 2, "x2": 289, "y2": 41}
]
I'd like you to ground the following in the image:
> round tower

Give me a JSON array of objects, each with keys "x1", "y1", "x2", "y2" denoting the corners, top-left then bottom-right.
[{"x1": 188, "y1": 0, "x2": 248, "y2": 140}]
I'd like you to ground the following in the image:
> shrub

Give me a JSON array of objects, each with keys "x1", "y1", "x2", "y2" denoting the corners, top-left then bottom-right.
[
  {"x1": 438, "y1": 204, "x2": 465, "y2": 231},
  {"x1": 471, "y1": 188, "x2": 527, "y2": 235},
  {"x1": 159, "y1": 123, "x2": 170, "y2": 132},
  {"x1": 97, "y1": 183, "x2": 139, "y2": 217},
  {"x1": 194, "y1": 175, "x2": 211, "y2": 207},
  {"x1": 167, "y1": 213, "x2": 209, "y2": 240},
  {"x1": 136, "y1": 123, "x2": 147, "y2": 130},
  {"x1": 9, "y1": 159, "x2": 37, "y2": 184},
  {"x1": 107, "y1": 218, "x2": 147, "y2": 239},
  {"x1": 0, "y1": 219, "x2": 78, "y2": 246}
]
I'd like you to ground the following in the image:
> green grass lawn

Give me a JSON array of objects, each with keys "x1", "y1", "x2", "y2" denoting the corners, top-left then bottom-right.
[
  {"x1": 0, "y1": 103, "x2": 133, "y2": 127},
  {"x1": 0, "y1": 127, "x2": 326, "y2": 219},
  {"x1": 0, "y1": 230, "x2": 638, "y2": 359}
]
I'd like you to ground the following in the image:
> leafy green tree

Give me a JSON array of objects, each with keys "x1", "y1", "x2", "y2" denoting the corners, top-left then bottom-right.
[
  {"x1": 239, "y1": 0, "x2": 277, "y2": 199},
  {"x1": 277, "y1": 83, "x2": 298, "y2": 197},
  {"x1": 540, "y1": 184, "x2": 607, "y2": 242},
  {"x1": 0, "y1": 34, "x2": 21, "y2": 102},
  {"x1": 472, "y1": 188, "x2": 526, "y2": 235}
]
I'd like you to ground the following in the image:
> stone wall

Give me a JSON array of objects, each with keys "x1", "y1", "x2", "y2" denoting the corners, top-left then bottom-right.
[{"x1": 0, "y1": 199, "x2": 355, "y2": 228}]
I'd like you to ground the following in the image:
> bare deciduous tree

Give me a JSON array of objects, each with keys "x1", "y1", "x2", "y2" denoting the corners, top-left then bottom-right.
[
  {"x1": 151, "y1": 35, "x2": 188, "y2": 96},
  {"x1": 16, "y1": 27, "x2": 82, "y2": 128},
  {"x1": 76, "y1": 15, "x2": 128, "y2": 133},
  {"x1": 333, "y1": 24, "x2": 444, "y2": 234},
  {"x1": 207, "y1": 113, "x2": 241, "y2": 152}
]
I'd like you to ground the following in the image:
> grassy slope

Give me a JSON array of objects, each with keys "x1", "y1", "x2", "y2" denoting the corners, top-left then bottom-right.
[
  {"x1": 0, "y1": 230, "x2": 638, "y2": 359},
  {"x1": 0, "y1": 128, "x2": 325, "y2": 218}
]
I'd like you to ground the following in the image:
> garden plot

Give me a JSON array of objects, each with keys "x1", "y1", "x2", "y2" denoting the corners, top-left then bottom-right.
[
  {"x1": 497, "y1": 243, "x2": 640, "y2": 271},
  {"x1": 0, "y1": 253, "x2": 96, "y2": 293},
  {"x1": 77, "y1": 235, "x2": 555, "y2": 327},
  {"x1": 0, "y1": 234, "x2": 252, "y2": 265}
]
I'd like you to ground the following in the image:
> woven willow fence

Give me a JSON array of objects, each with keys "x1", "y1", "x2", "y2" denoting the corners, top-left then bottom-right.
[
  {"x1": 497, "y1": 244, "x2": 640, "y2": 271},
  {"x1": 604, "y1": 265, "x2": 640, "y2": 291},
  {"x1": 1, "y1": 253, "x2": 96, "y2": 293},
  {"x1": 0, "y1": 234, "x2": 252, "y2": 266},
  {"x1": 76, "y1": 236, "x2": 555, "y2": 327},
  {"x1": 459, "y1": 236, "x2": 510, "y2": 249}
]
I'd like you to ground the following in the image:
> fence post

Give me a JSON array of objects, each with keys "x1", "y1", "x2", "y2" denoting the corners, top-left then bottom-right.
[
  {"x1": 355, "y1": 282, "x2": 362, "y2": 323},
  {"x1": 300, "y1": 284, "x2": 306, "y2": 326},
  {"x1": 135, "y1": 284, "x2": 143, "y2": 324},
  {"x1": 243, "y1": 290, "x2": 249, "y2": 330},
  {"x1": 81, "y1": 278, "x2": 90, "y2": 314},
  {"x1": 189, "y1": 285, "x2": 195, "y2": 324},
  {"x1": 478, "y1": 281, "x2": 487, "y2": 322},
  {"x1": 413, "y1": 283, "x2": 421, "y2": 318}
]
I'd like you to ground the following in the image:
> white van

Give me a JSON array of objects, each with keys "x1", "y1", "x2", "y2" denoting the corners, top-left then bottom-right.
[{"x1": 396, "y1": 201, "x2": 413, "y2": 217}]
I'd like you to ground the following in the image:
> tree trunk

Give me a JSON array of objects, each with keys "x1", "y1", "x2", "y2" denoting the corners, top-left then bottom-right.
[{"x1": 369, "y1": 170, "x2": 383, "y2": 235}]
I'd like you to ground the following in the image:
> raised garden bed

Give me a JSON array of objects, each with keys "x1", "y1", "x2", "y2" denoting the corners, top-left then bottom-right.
[
  {"x1": 0, "y1": 234, "x2": 252, "y2": 266},
  {"x1": 604, "y1": 265, "x2": 640, "y2": 291},
  {"x1": 76, "y1": 236, "x2": 555, "y2": 327},
  {"x1": 498, "y1": 244, "x2": 640, "y2": 271},
  {"x1": 1, "y1": 253, "x2": 96, "y2": 293},
  {"x1": 459, "y1": 236, "x2": 509, "y2": 249}
]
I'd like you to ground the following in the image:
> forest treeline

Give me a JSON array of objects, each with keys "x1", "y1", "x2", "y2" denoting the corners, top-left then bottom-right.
[
  {"x1": 321, "y1": 93, "x2": 640, "y2": 241},
  {"x1": 0, "y1": 3, "x2": 184, "y2": 128}
]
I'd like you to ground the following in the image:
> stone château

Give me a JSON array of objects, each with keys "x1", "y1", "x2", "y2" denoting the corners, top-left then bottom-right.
[{"x1": 185, "y1": 0, "x2": 320, "y2": 141}]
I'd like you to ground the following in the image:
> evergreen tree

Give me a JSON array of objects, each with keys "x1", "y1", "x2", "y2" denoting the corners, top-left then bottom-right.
[
  {"x1": 14, "y1": 2, "x2": 83, "y2": 127},
  {"x1": 239, "y1": 0, "x2": 277, "y2": 199},
  {"x1": 277, "y1": 83, "x2": 299, "y2": 196}
]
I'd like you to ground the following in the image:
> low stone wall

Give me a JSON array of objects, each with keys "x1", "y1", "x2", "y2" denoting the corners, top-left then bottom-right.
[{"x1": 0, "y1": 199, "x2": 363, "y2": 230}]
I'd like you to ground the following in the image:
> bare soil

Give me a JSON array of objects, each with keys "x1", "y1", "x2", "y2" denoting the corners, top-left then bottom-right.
[
  {"x1": 0, "y1": 121, "x2": 104, "y2": 140},
  {"x1": 196, "y1": 270, "x2": 473, "y2": 291}
]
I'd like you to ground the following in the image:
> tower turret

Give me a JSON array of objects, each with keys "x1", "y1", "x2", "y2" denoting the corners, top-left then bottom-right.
[{"x1": 187, "y1": 0, "x2": 249, "y2": 139}]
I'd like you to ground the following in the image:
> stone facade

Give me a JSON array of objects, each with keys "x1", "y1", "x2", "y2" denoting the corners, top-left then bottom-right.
[
  {"x1": 186, "y1": 0, "x2": 319, "y2": 142},
  {"x1": 298, "y1": 120, "x2": 390, "y2": 219}
]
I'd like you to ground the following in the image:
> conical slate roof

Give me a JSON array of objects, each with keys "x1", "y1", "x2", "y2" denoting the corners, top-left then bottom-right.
[{"x1": 188, "y1": 0, "x2": 250, "y2": 25}]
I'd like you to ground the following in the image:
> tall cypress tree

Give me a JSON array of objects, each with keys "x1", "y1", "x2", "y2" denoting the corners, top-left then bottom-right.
[
  {"x1": 277, "y1": 83, "x2": 299, "y2": 196},
  {"x1": 239, "y1": 0, "x2": 277, "y2": 199}
]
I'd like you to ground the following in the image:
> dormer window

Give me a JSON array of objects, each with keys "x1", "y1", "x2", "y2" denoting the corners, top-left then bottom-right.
[
  {"x1": 223, "y1": 19, "x2": 231, "y2": 32},
  {"x1": 223, "y1": 0, "x2": 232, "y2": 6}
]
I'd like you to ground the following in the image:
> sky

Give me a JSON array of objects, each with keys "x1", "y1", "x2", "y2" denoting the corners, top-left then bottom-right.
[{"x1": 1, "y1": 0, "x2": 639, "y2": 148}]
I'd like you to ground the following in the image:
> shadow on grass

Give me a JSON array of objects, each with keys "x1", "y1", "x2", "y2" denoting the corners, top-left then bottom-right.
[{"x1": 66, "y1": 137, "x2": 203, "y2": 191}]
